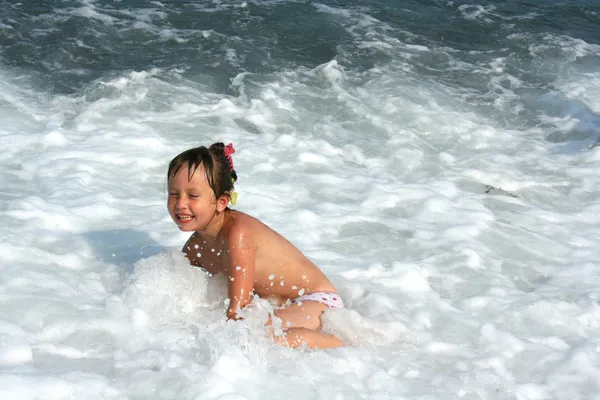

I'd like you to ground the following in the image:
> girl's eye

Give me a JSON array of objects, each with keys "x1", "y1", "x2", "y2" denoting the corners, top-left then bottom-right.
[
  {"x1": 168, "y1": 192, "x2": 177, "y2": 196},
  {"x1": 189, "y1": 194, "x2": 199, "y2": 198}
]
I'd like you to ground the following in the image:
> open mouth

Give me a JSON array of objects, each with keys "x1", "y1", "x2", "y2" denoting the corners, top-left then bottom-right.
[{"x1": 176, "y1": 214, "x2": 194, "y2": 224}]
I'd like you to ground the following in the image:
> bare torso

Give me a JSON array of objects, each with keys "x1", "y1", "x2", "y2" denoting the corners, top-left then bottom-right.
[{"x1": 182, "y1": 210, "x2": 336, "y2": 304}]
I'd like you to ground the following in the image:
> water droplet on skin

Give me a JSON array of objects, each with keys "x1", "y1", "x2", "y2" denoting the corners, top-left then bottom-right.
[
  {"x1": 268, "y1": 274, "x2": 275, "y2": 280},
  {"x1": 194, "y1": 244, "x2": 199, "y2": 249},
  {"x1": 230, "y1": 277, "x2": 235, "y2": 281},
  {"x1": 292, "y1": 286, "x2": 297, "y2": 290},
  {"x1": 196, "y1": 253, "x2": 201, "y2": 258},
  {"x1": 242, "y1": 269, "x2": 246, "y2": 272},
  {"x1": 211, "y1": 248, "x2": 215, "y2": 252},
  {"x1": 270, "y1": 282, "x2": 274, "y2": 286},
  {"x1": 298, "y1": 289, "x2": 305, "y2": 296},
  {"x1": 280, "y1": 281, "x2": 285, "y2": 286},
  {"x1": 217, "y1": 252, "x2": 221, "y2": 256},
  {"x1": 236, "y1": 266, "x2": 241, "y2": 270}
]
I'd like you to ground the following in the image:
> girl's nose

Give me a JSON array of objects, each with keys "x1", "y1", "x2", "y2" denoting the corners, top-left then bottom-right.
[{"x1": 175, "y1": 195, "x2": 187, "y2": 209}]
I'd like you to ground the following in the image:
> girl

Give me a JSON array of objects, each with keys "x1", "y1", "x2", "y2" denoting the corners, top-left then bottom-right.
[{"x1": 167, "y1": 142, "x2": 344, "y2": 349}]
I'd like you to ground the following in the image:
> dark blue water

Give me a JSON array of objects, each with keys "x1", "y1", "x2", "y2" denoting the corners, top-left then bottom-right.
[
  {"x1": 1, "y1": 0, "x2": 599, "y2": 142},
  {"x1": 2, "y1": 0, "x2": 598, "y2": 89}
]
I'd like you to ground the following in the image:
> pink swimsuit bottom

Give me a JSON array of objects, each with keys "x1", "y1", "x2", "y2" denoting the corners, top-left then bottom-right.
[{"x1": 291, "y1": 291, "x2": 344, "y2": 308}]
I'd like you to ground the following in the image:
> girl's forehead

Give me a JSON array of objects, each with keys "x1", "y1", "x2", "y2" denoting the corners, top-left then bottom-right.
[{"x1": 171, "y1": 162, "x2": 209, "y2": 185}]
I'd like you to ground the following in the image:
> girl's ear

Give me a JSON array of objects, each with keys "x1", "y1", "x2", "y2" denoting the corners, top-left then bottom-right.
[{"x1": 216, "y1": 193, "x2": 230, "y2": 213}]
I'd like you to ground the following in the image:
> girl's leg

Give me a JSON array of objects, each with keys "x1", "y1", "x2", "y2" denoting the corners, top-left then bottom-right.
[
  {"x1": 273, "y1": 300, "x2": 328, "y2": 330},
  {"x1": 266, "y1": 301, "x2": 345, "y2": 349},
  {"x1": 274, "y1": 328, "x2": 344, "y2": 349}
]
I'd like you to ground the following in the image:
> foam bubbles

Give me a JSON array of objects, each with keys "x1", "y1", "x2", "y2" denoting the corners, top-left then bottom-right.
[
  {"x1": 0, "y1": 0, "x2": 599, "y2": 398},
  {"x1": 0, "y1": 320, "x2": 32, "y2": 366}
]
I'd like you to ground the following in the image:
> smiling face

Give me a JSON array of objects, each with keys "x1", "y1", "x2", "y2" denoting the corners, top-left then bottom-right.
[{"x1": 167, "y1": 163, "x2": 229, "y2": 233}]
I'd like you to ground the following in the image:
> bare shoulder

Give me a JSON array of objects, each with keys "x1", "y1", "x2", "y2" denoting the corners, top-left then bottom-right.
[
  {"x1": 225, "y1": 211, "x2": 289, "y2": 258},
  {"x1": 225, "y1": 210, "x2": 269, "y2": 239}
]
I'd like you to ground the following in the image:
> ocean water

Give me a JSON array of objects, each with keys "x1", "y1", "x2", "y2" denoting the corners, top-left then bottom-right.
[{"x1": 1, "y1": 0, "x2": 599, "y2": 398}]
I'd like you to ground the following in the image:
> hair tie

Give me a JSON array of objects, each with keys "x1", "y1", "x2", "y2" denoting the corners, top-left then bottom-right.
[
  {"x1": 224, "y1": 145, "x2": 238, "y2": 205},
  {"x1": 224, "y1": 143, "x2": 235, "y2": 171},
  {"x1": 229, "y1": 190, "x2": 238, "y2": 206}
]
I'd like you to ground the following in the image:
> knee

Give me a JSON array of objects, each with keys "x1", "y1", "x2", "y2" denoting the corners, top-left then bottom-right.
[
  {"x1": 272, "y1": 328, "x2": 309, "y2": 349},
  {"x1": 273, "y1": 328, "x2": 345, "y2": 349},
  {"x1": 274, "y1": 308, "x2": 322, "y2": 331}
]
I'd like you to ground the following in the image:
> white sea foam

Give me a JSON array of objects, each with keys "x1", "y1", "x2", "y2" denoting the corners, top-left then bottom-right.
[
  {"x1": 1, "y1": 2, "x2": 600, "y2": 399},
  {"x1": 457, "y1": 4, "x2": 497, "y2": 23}
]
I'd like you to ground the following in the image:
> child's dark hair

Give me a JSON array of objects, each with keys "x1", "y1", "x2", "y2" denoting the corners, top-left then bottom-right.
[{"x1": 167, "y1": 142, "x2": 237, "y2": 199}]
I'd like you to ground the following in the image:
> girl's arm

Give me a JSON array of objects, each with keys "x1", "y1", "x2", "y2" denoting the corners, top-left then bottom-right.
[{"x1": 226, "y1": 224, "x2": 256, "y2": 320}]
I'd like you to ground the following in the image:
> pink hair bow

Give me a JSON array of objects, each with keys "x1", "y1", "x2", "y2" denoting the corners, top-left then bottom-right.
[{"x1": 224, "y1": 143, "x2": 235, "y2": 171}]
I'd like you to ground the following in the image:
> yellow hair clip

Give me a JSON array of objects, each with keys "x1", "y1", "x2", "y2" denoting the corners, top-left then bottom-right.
[
  {"x1": 229, "y1": 178, "x2": 238, "y2": 205},
  {"x1": 230, "y1": 191, "x2": 238, "y2": 206}
]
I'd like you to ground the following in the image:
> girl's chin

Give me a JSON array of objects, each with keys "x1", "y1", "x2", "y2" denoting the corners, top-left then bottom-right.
[{"x1": 177, "y1": 222, "x2": 196, "y2": 231}]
